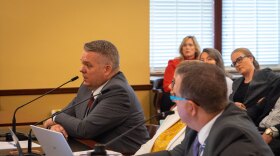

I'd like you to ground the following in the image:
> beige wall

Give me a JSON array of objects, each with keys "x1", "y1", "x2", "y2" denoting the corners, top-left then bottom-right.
[{"x1": 0, "y1": 0, "x2": 150, "y2": 124}]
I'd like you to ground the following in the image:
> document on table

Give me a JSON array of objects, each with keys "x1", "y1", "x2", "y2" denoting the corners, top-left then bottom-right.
[{"x1": 0, "y1": 141, "x2": 40, "y2": 150}]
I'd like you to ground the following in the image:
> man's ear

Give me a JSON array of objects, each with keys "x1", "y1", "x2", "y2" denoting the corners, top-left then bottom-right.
[
  {"x1": 189, "y1": 100, "x2": 199, "y2": 116},
  {"x1": 104, "y1": 64, "x2": 113, "y2": 76}
]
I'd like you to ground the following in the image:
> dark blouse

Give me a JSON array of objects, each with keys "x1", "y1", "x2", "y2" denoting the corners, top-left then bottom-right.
[{"x1": 233, "y1": 81, "x2": 249, "y2": 103}]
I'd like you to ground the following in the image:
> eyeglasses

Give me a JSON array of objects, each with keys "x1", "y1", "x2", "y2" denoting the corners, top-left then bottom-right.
[
  {"x1": 170, "y1": 95, "x2": 188, "y2": 101},
  {"x1": 171, "y1": 79, "x2": 175, "y2": 89},
  {"x1": 231, "y1": 56, "x2": 247, "y2": 67},
  {"x1": 170, "y1": 95, "x2": 200, "y2": 106}
]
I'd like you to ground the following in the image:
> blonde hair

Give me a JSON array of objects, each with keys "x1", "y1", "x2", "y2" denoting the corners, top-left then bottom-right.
[{"x1": 178, "y1": 36, "x2": 201, "y2": 59}]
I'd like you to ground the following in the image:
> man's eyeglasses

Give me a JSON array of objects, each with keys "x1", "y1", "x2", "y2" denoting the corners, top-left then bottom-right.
[
  {"x1": 171, "y1": 79, "x2": 175, "y2": 89},
  {"x1": 231, "y1": 55, "x2": 247, "y2": 67},
  {"x1": 170, "y1": 95, "x2": 188, "y2": 101},
  {"x1": 170, "y1": 95, "x2": 200, "y2": 106}
]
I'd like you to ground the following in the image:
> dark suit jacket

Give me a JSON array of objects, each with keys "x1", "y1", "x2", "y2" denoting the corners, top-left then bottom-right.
[
  {"x1": 141, "y1": 103, "x2": 274, "y2": 156},
  {"x1": 230, "y1": 68, "x2": 280, "y2": 127},
  {"x1": 55, "y1": 72, "x2": 149, "y2": 154}
]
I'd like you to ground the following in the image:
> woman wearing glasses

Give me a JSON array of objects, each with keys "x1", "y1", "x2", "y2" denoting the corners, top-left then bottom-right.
[
  {"x1": 230, "y1": 48, "x2": 278, "y2": 120},
  {"x1": 230, "y1": 48, "x2": 280, "y2": 155},
  {"x1": 162, "y1": 36, "x2": 201, "y2": 112}
]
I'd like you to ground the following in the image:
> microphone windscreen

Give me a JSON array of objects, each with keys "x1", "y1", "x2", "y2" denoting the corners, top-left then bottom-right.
[
  {"x1": 71, "y1": 76, "x2": 79, "y2": 82},
  {"x1": 160, "y1": 110, "x2": 175, "y2": 118}
]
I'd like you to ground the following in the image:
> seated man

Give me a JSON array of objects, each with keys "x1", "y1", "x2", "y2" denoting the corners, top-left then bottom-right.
[
  {"x1": 43, "y1": 40, "x2": 149, "y2": 154},
  {"x1": 141, "y1": 62, "x2": 273, "y2": 156},
  {"x1": 136, "y1": 59, "x2": 232, "y2": 155}
]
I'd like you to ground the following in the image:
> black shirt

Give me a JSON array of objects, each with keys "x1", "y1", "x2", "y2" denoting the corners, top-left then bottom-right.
[{"x1": 233, "y1": 81, "x2": 249, "y2": 103}]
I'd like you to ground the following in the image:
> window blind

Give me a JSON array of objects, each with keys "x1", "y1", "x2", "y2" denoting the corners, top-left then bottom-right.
[
  {"x1": 150, "y1": 0, "x2": 214, "y2": 71},
  {"x1": 222, "y1": 0, "x2": 280, "y2": 66}
]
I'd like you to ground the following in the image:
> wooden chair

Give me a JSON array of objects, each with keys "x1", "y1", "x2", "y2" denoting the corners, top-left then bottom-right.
[{"x1": 151, "y1": 78, "x2": 163, "y2": 115}]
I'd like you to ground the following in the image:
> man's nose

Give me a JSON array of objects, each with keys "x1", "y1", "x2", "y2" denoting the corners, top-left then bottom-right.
[{"x1": 80, "y1": 66, "x2": 85, "y2": 73}]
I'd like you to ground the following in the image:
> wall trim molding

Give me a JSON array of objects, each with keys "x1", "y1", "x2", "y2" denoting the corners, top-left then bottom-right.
[
  {"x1": 0, "y1": 122, "x2": 37, "y2": 127},
  {"x1": 0, "y1": 84, "x2": 152, "y2": 96}
]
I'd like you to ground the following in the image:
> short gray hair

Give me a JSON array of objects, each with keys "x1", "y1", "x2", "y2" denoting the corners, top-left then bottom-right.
[{"x1": 84, "y1": 40, "x2": 120, "y2": 70}]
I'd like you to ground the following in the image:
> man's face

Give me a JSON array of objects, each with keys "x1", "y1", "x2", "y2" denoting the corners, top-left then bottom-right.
[{"x1": 79, "y1": 51, "x2": 108, "y2": 90}]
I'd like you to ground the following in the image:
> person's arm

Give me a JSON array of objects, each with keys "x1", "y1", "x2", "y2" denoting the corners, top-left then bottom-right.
[
  {"x1": 54, "y1": 85, "x2": 132, "y2": 139},
  {"x1": 234, "y1": 102, "x2": 247, "y2": 111},
  {"x1": 163, "y1": 60, "x2": 177, "y2": 92},
  {"x1": 261, "y1": 101, "x2": 280, "y2": 144},
  {"x1": 43, "y1": 95, "x2": 79, "y2": 128},
  {"x1": 260, "y1": 97, "x2": 280, "y2": 143}
]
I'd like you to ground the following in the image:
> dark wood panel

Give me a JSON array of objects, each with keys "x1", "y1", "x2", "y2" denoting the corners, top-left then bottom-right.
[
  {"x1": 214, "y1": 0, "x2": 222, "y2": 52},
  {"x1": 0, "y1": 84, "x2": 152, "y2": 96}
]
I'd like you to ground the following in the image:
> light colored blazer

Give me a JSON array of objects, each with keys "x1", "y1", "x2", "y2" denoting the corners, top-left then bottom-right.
[{"x1": 135, "y1": 107, "x2": 186, "y2": 155}]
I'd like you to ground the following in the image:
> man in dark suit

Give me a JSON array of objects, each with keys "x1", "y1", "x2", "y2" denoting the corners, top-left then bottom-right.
[
  {"x1": 142, "y1": 61, "x2": 273, "y2": 156},
  {"x1": 43, "y1": 40, "x2": 149, "y2": 154}
]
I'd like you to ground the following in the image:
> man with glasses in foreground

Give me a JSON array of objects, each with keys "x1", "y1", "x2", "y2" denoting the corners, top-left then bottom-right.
[{"x1": 141, "y1": 61, "x2": 273, "y2": 156}]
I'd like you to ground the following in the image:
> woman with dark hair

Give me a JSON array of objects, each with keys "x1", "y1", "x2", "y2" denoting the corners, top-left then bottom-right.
[{"x1": 199, "y1": 48, "x2": 233, "y2": 97}]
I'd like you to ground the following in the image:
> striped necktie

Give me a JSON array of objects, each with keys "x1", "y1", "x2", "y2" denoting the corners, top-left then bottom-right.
[
  {"x1": 85, "y1": 97, "x2": 94, "y2": 116},
  {"x1": 192, "y1": 136, "x2": 200, "y2": 156},
  {"x1": 193, "y1": 136, "x2": 205, "y2": 156}
]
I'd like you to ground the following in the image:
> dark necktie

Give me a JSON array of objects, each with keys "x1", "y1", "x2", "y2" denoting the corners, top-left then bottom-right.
[
  {"x1": 193, "y1": 136, "x2": 206, "y2": 156},
  {"x1": 193, "y1": 136, "x2": 201, "y2": 156},
  {"x1": 85, "y1": 97, "x2": 94, "y2": 117},
  {"x1": 193, "y1": 136, "x2": 205, "y2": 156}
]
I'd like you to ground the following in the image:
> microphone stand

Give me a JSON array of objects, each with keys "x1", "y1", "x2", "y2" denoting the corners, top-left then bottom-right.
[
  {"x1": 6, "y1": 76, "x2": 79, "y2": 141},
  {"x1": 90, "y1": 111, "x2": 175, "y2": 156},
  {"x1": 26, "y1": 95, "x2": 92, "y2": 156},
  {"x1": 26, "y1": 89, "x2": 110, "y2": 156}
]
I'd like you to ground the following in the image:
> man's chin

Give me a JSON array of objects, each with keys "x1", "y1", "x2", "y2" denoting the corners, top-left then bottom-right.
[
  {"x1": 83, "y1": 81, "x2": 90, "y2": 87},
  {"x1": 83, "y1": 82, "x2": 95, "y2": 89}
]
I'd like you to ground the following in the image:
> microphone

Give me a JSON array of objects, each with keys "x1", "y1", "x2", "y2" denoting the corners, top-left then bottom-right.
[
  {"x1": 26, "y1": 89, "x2": 110, "y2": 155},
  {"x1": 90, "y1": 111, "x2": 175, "y2": 156},
  {"x1": 6, "y1": 76, "x2": 79, "y2": 141}
]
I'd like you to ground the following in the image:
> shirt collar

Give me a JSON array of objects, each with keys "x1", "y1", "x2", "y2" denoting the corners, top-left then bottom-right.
[
  {"x1": 197, "y1": 110, "x2": 223, "y2": 145},
  {"x1": 92, "y1": 80, "x2": 109, "y2": 99}
]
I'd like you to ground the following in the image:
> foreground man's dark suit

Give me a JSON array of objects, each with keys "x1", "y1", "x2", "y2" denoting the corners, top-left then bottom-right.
[
  {"x1": 55, "y1": 72, "x2": 149, "y2": 154},
  {"x1": 141, "y1": 103, "x2": 274, "y2": 156}
]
